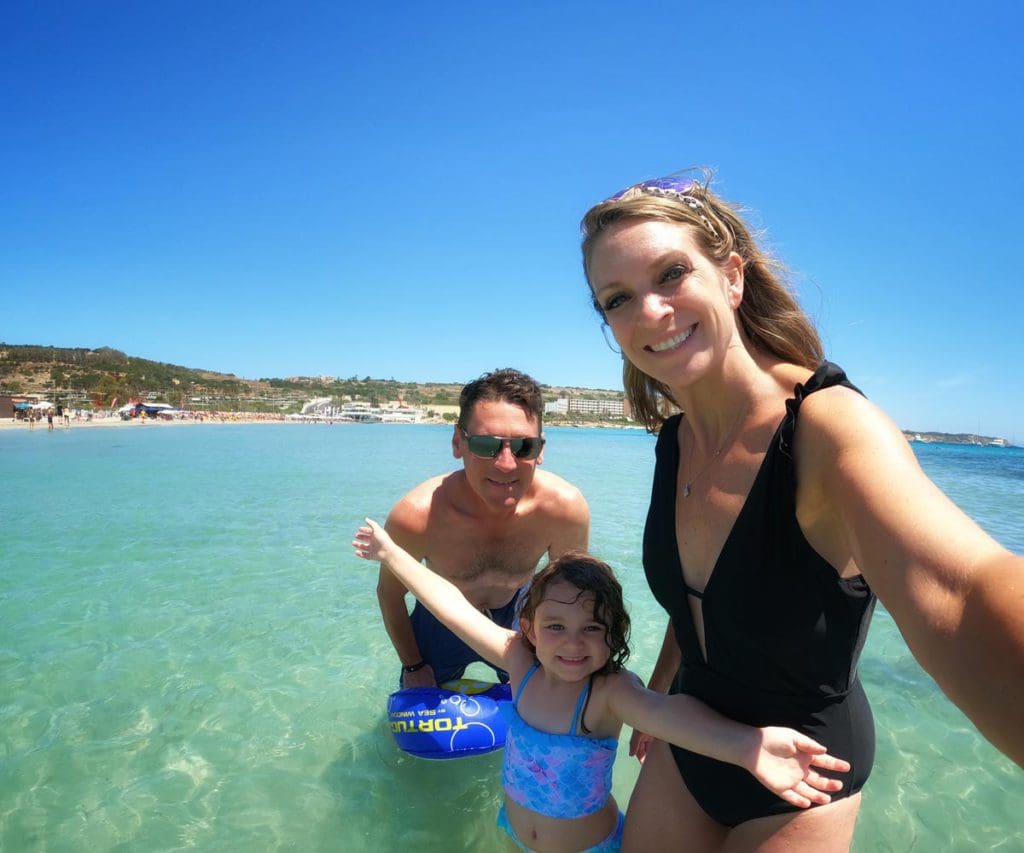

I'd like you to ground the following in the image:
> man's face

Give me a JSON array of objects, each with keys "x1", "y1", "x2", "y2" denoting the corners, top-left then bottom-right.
[{"x1": 453, "y1": 399, "x2": 544, "y2": 510}]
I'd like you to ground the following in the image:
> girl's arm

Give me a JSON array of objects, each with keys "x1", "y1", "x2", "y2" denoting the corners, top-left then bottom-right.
[
  {"x1": 353, "y1": 518, "x2": 520, "y2": 673},
  {"x1": 628, "y1": 620, "x2": 681, "y2": 761},
  {"x1": 607, "y1": 674, "x2": 851, "y2": 807},
  {"x1": 797, "y1": 388, "x2": 1024, "y2": 767}
]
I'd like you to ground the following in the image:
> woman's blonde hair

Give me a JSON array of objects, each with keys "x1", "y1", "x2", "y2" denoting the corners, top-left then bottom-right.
[{"x1": 580, "y1": 171, "x2": 823, "y2": 432}]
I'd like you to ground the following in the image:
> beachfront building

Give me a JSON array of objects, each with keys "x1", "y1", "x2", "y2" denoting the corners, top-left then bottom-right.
[
  {"x1": 545, "y1": 396, "x2": 629, "y2": 419},
  {"x1": 295, "y1": 398, "x2": 425, "y2": 423},
  {"x1": 301, "y1": 397, "x2": 333, "y2": 415},
  {"x1": 0, "y1": 395, "x2": 33, "y2": 419}
]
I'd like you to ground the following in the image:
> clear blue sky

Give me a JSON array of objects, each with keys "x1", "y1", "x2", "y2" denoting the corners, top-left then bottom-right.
[{"x1": 3, "y1": 2, "x2": 1022, "y2": 440}]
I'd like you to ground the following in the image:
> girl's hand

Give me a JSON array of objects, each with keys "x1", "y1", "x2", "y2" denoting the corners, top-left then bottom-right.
[
  {"x1": 352, "y1": 518, "x2": 390, "y2": 563},
  {"x1": 751, "y1": 727, "x2": 851, "y2": 808},
  {"x1": 629, "y1": 729, "x2": 654, "y2": 763}
]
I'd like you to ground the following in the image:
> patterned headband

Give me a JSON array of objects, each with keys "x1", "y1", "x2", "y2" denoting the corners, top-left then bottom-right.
[{"x1": 606, "y1": 176, "x2": 720, "y2": 239}]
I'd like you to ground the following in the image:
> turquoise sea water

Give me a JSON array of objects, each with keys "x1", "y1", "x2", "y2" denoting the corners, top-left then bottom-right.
[{"x1": 1, "y1": 423, "x2": 1021, "y2": 852}]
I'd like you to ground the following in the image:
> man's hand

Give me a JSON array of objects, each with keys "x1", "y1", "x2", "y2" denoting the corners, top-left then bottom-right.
[{"x1": 401, "y1": 663, "x2": 437, "y2": 689}]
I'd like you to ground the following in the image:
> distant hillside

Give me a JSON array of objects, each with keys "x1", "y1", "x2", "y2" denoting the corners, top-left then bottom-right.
[
  {"x1": 4, "y1": 344, "x2": 1011, "y2": 443},
  {"x1": 902, "y1": 430, "x2": 1013, "y2": 448},
  {"x1": 0, "y1": 343, "x2": 623, "y2": 414}
]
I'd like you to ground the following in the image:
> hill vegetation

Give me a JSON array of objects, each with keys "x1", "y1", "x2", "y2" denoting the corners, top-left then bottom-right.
[
  {"x1": 5, "y1": 343, "x2": 1008, "y2": 442},
  {"x1": 0, "y1": 343, "x2": 623, "y2": 416}
]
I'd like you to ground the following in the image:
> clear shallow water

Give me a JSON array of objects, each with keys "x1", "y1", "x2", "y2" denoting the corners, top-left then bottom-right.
[{"x1": 1, "y1": 424, "x2": 1021, "y2": 851}]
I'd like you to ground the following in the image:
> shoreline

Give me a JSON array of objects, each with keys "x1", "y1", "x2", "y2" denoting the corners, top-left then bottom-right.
[
  {"x1": 0, "y1": 415, "x2": 305, "y2": 432},
  {"x1": 2, "y1": 407, "x2": 647, "y2": 430},
  {"x1": 0, "y1": 415, "x2": 645, "y2": 434},
  {"x1": 1, "y1": 417, "x2": 1012, "y2": 445}
]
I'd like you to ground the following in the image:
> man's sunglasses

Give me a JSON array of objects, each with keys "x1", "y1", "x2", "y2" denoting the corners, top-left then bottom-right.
[{"x1": 460, "y1": 429, "x2": 545, "y2": 460}]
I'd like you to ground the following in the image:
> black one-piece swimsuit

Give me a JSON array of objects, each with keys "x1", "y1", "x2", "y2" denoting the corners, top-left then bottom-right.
[{"x1": 643, "y1": 362, "x2": 876, "y2": 827}]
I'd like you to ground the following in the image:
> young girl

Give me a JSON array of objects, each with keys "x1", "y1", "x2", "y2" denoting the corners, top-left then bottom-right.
[{"x1": 353, "y1": 519, "x2": 850, "y2": 853}]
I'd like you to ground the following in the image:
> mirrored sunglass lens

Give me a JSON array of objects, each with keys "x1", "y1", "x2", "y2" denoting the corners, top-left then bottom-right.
[
  {"x1": 468, "y1": 436, "x2": 503, "y2": 457},
  {"x1": 610, "y1": 177, "x2": 695, "y2": 201},
  {"x1": 642, "y1": 177, "x2": 695, "y2": 193},
  {"x1": 465, "y1": 435, "x2": 542, "y2": 459},
  {"x1": 510, "y1": 438, "x2": 540, "y2": 459}
]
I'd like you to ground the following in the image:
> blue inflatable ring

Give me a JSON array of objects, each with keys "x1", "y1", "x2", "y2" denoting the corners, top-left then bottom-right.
[{"x1": 387, "y1": 678, "x2": 512, "y2": 759}]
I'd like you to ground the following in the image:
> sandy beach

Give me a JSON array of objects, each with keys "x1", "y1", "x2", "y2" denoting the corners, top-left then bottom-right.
[
  {"x1": 0, "y1": 413, "x2": 311, "y2": 431},
  {"x1": 0, "y1": 406, "x2": 639, "y2": 433}
]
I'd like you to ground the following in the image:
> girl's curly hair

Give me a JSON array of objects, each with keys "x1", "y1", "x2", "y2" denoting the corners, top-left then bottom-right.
[{"x1": 519, "y1": 551, "x2": 631, "y2": 674}]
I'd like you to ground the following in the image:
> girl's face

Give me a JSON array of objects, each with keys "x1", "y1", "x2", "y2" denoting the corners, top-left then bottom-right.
[
  {"x1": 588, "y1": 219, "x2": 744, "y2": 390},
  {"x1": 523, "y1": 581, "x2": 611, "y2": 681}
]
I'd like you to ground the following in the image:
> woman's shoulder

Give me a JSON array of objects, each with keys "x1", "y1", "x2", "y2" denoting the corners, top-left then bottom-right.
[
  {"x1": 796, "y1": 380, "x2": 898, "y2": 454},
  {"x1": 767, "y1": 360, "x2": 813, "y2": 391},
  {"x1": 792, "y1": 377, "x2": 921, "y2": 541}
]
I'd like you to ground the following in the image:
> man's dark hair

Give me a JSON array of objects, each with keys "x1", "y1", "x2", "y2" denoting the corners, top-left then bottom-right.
[{"x1": 457, "y1": 368, "x2": 543, "y2": 431}]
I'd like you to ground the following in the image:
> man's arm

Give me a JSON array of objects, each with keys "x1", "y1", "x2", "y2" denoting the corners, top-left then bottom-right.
[
  {"x1": 543, "y1": 476, "x2": 590, "y2": 557},
  {"x1": 375, "y1": 498, "x2": 436, "y2": 688},
  {"x1": 376, "y1": 563, "x2": 435, "y2": 688}
]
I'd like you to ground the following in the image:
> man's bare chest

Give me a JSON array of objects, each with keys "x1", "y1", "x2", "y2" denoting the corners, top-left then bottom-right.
[{"x1": 425, "y1": 530, "x2": 546, "y2": 585}]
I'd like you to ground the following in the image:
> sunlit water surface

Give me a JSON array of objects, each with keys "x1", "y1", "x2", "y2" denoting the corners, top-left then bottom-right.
[{"x1": 1, "y1": 424, "x2": 1021, "y2": 851}]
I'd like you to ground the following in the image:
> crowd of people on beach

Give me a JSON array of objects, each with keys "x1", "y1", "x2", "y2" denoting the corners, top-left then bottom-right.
[
  {"x1": 352, "y1": 173, "x2": 1024, "y2": 853},
  {"x1": 13, "y1": 405, "x2": 70, "y2": 430},
  {"x1": 5, "y1": 408, "x2": 291, "y2": 428}
]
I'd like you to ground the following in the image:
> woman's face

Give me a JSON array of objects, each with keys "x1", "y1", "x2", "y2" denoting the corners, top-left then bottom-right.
[{"x1": 588, "y1": 218, "x2": 743, "y2": 390}]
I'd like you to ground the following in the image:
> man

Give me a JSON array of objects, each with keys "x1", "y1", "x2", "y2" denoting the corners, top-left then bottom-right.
[{"x1": 378, "y1": 368, "x2": 590, "y2": 688}]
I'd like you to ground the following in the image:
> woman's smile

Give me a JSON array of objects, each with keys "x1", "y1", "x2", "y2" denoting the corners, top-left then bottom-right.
[{"x1": 649, "y1": 323, "x2": 697, "y2": 353}]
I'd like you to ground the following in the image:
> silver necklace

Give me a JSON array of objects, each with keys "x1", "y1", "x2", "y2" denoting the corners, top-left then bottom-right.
[{"x1": 681, "y1": 407, "x2": 749, "y2": 498}]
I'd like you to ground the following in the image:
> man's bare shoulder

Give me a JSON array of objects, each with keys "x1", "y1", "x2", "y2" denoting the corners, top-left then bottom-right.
[
  {"x1": 530, "y1": 469, "x2": 590, "y2": 522},
  {"x1": 385, "y1": 472, "x2": 465, "y2": 541}
]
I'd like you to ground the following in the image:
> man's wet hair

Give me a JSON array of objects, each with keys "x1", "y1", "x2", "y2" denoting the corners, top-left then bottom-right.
[{"x1": 458, "y1": 368, "x2": 543, "y2": 431}]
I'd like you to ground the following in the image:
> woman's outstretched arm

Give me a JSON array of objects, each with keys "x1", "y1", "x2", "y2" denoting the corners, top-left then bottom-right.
[{"x1": 798, "y1": 388, "x2": 1024, "y2": 767}]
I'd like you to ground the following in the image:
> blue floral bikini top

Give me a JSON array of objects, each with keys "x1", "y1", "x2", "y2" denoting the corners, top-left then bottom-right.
[{"x1": 501, "y1": 662, "x2": 618, "y2": 819}]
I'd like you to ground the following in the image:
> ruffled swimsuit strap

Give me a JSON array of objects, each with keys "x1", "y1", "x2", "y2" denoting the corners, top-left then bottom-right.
[{"x1": 779, "y1": 362, "x2": 863, "y2": 458}]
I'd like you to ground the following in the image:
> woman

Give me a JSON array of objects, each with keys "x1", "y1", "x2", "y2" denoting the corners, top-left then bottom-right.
[{"x1": 580, "y1": 174, "x2": 1024, "y2": 851}]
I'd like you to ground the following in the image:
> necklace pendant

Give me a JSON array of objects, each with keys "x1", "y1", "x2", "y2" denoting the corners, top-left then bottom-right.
[{"x1": 683, "y1": 482, "x2": 692, "y2": 498}]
